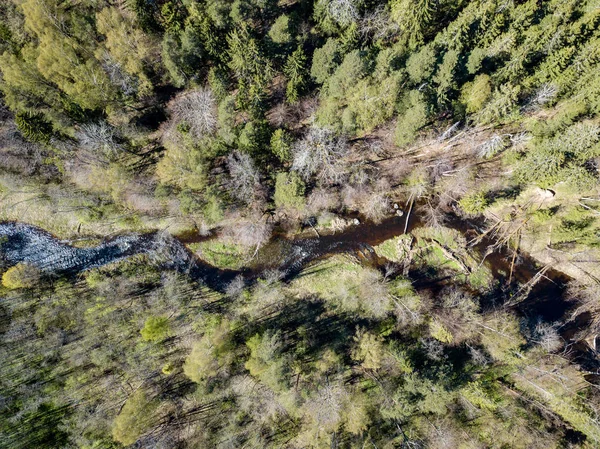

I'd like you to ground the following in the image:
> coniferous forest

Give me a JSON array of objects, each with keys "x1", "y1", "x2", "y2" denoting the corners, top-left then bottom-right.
[{"x1": 3, "y1": 0, "x2": 600, "y2": 447}]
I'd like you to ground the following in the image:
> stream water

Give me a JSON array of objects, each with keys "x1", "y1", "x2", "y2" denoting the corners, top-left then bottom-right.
[{"x1": 0, "y1": 215, "x2": 597, "y2": 370}]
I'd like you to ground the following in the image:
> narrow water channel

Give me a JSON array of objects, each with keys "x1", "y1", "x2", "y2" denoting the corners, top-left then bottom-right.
[{"x1": 0, "y1": 214, "x2": 596, "y2": 371}]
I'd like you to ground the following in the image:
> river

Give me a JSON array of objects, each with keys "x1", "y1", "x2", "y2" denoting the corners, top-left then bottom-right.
[{"x1": 1, "y1": 215, "x2": 597, "y2": 372}]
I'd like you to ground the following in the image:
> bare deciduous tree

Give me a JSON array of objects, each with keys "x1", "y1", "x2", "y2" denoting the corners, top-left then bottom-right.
[
  {"x1": 307, "y1": 187, "x2": 340, "y2": 214},
  {"x1": 319, "y1": 0, "x2": 361, "y2": 26},
  {"x1": 475, "y1": 134, "x2": 508, "y2": 159},
  {"x1": 76, "y1": 121, "x2": 122, "y2": 160},
  {"x1": 98, "y1": 51, "x2": 137, "y2": 96},
  {"x1": 225, "y1": 214, "x2": 273, "y2": 252},
  {"x1": 225, "y1": 275, "x2": 246, "y2": 298},
  {"x1": 167, "y1": 88, "x2": 217, "y2": 139},
  {"x1": 226, "y1": 150, "x2": 264, "y2": 204},
  {"x1": 533, "y1": 322, "x2": 563, "y2": 353},
  {"x1": 526, "y1": 83, "x2": 558, "y2": 110},
  {"x1": 292, "y1": 127, "x2": 349, "y2": 185},
  {"x1": 359, "y1": 5, "x2": 399, "y2": 40}
]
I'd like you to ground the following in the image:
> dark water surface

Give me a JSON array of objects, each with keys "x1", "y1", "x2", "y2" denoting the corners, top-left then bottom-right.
[{"x1": 1, "y1": 214, "x2": 595, "y2": 369}]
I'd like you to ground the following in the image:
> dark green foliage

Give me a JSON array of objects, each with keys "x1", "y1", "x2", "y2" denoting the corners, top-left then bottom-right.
[
  {"x1": 161, "y1": 24, "x2": 204, "y2": 87},
  {"x1": 311, "y1": 38, "x2": 342, "y2": 84},
  {"x1": 2, "y1": 1, "x2": 600, "y2": 447},
  {"x1": 15, "y1": 111, "x2": 54, "y2": 143},
  {"x1": 284, "y1": 46, "x2": 309, "y2": 103},
  {"x1": 227, "y1": 26, "x2": 273, "y2": 115}
]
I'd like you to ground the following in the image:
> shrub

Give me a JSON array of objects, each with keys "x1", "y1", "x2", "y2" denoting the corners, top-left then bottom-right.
[
  {"x1": 274, "y1": 171, "x2": 305, "y2": 210},
  {"x1": 2, "y1": 263, "x2": 41, "y2": 289},
  {"x1": 458, "y1": 191, "x2": 489, "y2": 215},
  {"x1": 140, "y1": 316, "x2": 171, "y2": 342}
]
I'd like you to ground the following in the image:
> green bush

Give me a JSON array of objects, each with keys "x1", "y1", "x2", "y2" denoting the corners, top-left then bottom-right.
[
  {"x1": 140, "y1": 316, "x2": 171, "y2": 342},
  {"x1": 2, "y1": 263, "x2": 41, "y2": 289},
  {"x1": 274, "y1": 171, "x2": 305, "y2": 210},
  {"x1": 459, "y1": 191, "x2": 489, "y2": 215}
]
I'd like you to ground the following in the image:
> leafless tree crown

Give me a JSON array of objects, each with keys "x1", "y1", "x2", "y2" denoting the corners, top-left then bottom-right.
[
  {"x1": 291, "y1": 126, "x2": 349, "y2": 185},
  {"x1": 168, "y1": 88, "x2": 217, "y2": 139},
  {"x1": 319, "y1": 0, "x2": 361, "y2": 26},
  {"x1": 226, "y1": 150, "x2": 263, "y2": 203}
]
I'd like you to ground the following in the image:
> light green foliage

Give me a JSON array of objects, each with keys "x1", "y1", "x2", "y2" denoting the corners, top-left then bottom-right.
[
  {"x1": 208, "y1": 67, "x2": 229, "y2": 101},
  {"x1": 476, "y1": 83, "x2": 521, "y2": 124},
  {"x1": 390, "y1": 0, "x2": 436, "y2": 47},
  {"x1": 461, "y1": 381, "x2": 500, "y2": 412},
  {"x1": 479, "y1": 312, "x2": 525, "y2": 365},
  {"x1": 2, "y1": 263, "x2": 40, "y2": 289},
  {"x1": 140, "y1": 316, "x2": 171, "y2": 342},
  {"x1": 433, "y1": 48, "x2": 459, "y2": 104},
  {"x1": 156, "y1": 135, "x2": 212, "y2": 191},
  {"x1": 459, "y1": 191, "x2": 489, "y2": 215},
  {"x1": 351, "y1": 328, "x2": 386, "y2": 370},
  {"x1": 291, "y1": 256, "x2": 391, "y2": 318},
  {"x1": 461, "y1": 74, "x2": 493, "y2": 113},
  {"x1": 96, "y1": 7, "x2": 156, "y2": 97},
  {"x1": 270, "y1": 129, "x2": 292, "y2": 162},
  {"x1": 395, "y1": 90, "x2": 431, "y2": 146},
  {"x1": 323, "y1": 50, "x2": 366, "y2": 99},
  {"x1": 245, "y1": 330, "x2": 289, "y2": 391},
  {"x1": 429, "y1": 319, "x2": 453, "y2": 343},
  {"x1": 406, "y1": 44, "x2": 437, "y2": 84},
  {"x1": 193, "y1": 239, "x2": 252, "y2": 269},
  {"x1": 269, "y1": 14, "x2": 293, "y2": 44},
  {"x1": 2, "y1": 1, "x2": 600, "y2": 448},
  {"x1": 374, "y1": 235, "x2": 413, "y2": 262},
  {"x1": 515, "y1": 122, "x2": 600, "y2": 188},
  {"x1": 0, "y1": 48, "x2": 61, "y2": 113},
  {"x1": 183, "y1": 319, "x2": 233, "y2": 384},
  {"x1": 345, "y1": 74, "x2": 402, "y2": 133},
  {"x1": 318, "y1": 47, "x2": 401, "y2": 133},
  {"x1": 274, "y1": 171, "x2": 305, "y2": 210},
  {"x1": 112, "y1": 390, "x2": 159, "y2": 445}
]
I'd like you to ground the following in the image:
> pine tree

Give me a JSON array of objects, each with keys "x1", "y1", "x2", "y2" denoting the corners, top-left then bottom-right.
[{"x1": 284, "y1": 46, "x2": 309, "y2": 104}]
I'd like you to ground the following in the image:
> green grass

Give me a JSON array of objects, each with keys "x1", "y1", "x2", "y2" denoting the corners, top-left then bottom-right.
[{"x1": 190, "y1": 239, "x2": 253, "y2": 270}]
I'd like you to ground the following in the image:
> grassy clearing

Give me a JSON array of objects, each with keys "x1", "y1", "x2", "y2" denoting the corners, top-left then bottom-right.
[{"x1": 190, "y1": 239, "x2": 254, "y2": 270}]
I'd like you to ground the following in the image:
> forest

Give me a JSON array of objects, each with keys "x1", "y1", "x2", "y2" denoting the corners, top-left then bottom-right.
[{"x1": 2, "y1": 0, "x2": 600, "y2": 447}]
